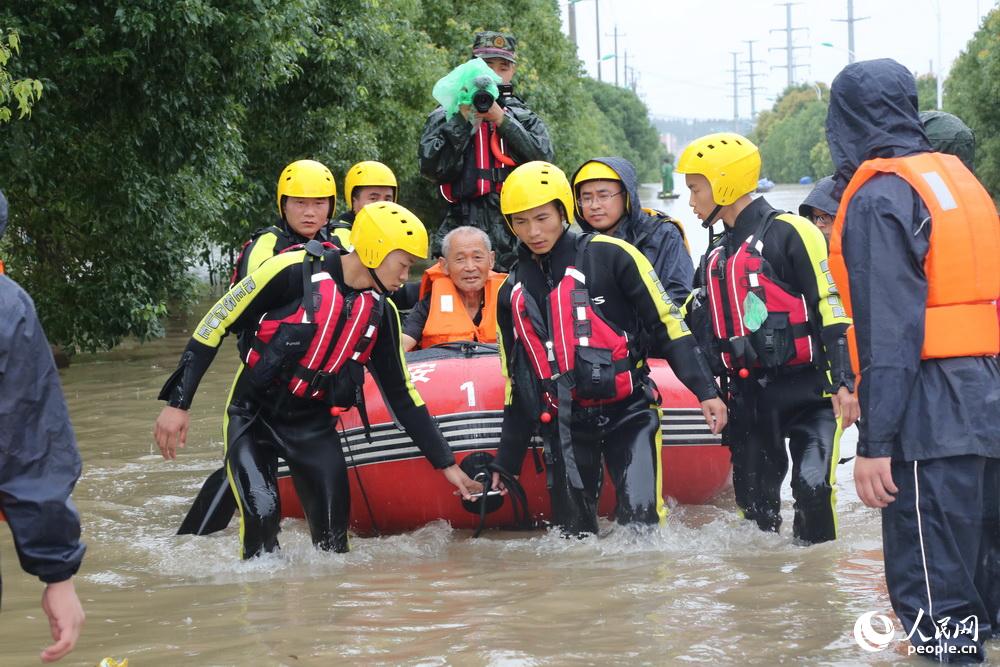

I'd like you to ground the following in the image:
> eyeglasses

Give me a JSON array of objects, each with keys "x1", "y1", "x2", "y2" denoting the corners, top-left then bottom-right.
[
  {"x1": 810, "y1": 212, "x2": 834, "y2": 226},
  {"x1": 577, "y1": 190, "x2": 625, "y2": 208}
]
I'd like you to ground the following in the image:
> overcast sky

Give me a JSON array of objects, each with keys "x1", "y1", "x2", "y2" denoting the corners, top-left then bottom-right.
[{"x1": 559, "y1": 0, "x2": 993, "y2": 119}]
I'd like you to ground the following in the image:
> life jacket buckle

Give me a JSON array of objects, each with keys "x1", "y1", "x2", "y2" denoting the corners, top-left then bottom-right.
[{"x1": 308, "y1": 369, "x2": 331, "y2": 391}]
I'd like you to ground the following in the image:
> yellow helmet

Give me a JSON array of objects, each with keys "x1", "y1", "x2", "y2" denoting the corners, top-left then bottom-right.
[
  {"x1": 276, "y1": 159, "x2": 337, "y2": 219},
  {"x1": 499, "y1": 161, "x2": 575, "y2": 230},
  {"x1": 350, "y1": 202, "x2": 428, "y2": 268},
  {"x1": 572, "y1": 161, "x2": 621, "y2": 190},
  {"x1": 344, "y1": 161, "x2": 398, "y2": 205},
  {"x1": 676, "y1": 133, "x2": 760, "y2": 205}
]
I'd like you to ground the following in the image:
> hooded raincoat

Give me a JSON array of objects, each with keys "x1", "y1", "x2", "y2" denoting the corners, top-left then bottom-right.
[
  {"x1": 797, "y1": 176, "x2": 839, "y2": 218},
  {"x1": 571, "y1": 157, "x2": 694, "y2": 304},
  {"x1": 827, "y1": 58, "x2": 1000, "y2": 657},
  {"x1": 826, "y1": 59, "x2": 1000, "y2": 463},
  {"x1": 419, "y1": 95, "x2": 553, "y2": 272},
  {"x1": 0, "y1": 275, "x2": 85, "y2": 596}
]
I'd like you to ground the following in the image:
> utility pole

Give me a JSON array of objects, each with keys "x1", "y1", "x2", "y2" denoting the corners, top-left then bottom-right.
[
  {"x1": 770, "y1": 2, "x2": 809, "y2": 89},
  {"x1": 605, "y1": 24, "x2": 624, "y2": 86},
  {"x1": 743, "y1": 39, "x2": 766, "y2": 118},
  {"x1": 595, "y1": 0, "x2": 602, "y2": 82},
  {"x1": 728, "y1": 51, "x2": 741, "y2": 129},
  {"x1": 568, "y1": 0, "x2": 577, "y2": 48},
  {"x1": 832, "y1": 0, "x2": 868, "y2": 64}
]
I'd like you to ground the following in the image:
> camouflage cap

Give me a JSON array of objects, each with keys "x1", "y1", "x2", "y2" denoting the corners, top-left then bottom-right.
[{"x1": 472, "y1": 31, "x2": 517, "y2": 62}]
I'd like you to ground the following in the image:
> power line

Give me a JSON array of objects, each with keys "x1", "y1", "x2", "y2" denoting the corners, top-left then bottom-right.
[
  {"x1": 832, "y1": 0, "x2": 869, "y2": 64},
  {"x1": 742, "y1": 39, "x2": 767, "y2": 118},
  {"x1": 605, "y1": 24, "x2": 626, "y2": 86},
  {"x1": 769, "y1": 2, "x2": 810, "y2": 89},
  {"x1": 728, "y1": 51, "x2": 742, "y2": 128}
]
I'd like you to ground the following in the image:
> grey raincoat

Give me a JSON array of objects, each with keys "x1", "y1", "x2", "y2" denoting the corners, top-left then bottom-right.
[{"x1": 826, "y1": 59, "x2": 1000, "y2": 461}]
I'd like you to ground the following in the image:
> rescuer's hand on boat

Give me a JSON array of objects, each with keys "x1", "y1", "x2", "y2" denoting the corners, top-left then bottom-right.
[
  {"x1": 154, "y1": 406, "x2": 190, "y2": 460},
  {"x1": 443, "y1": 464, "x2": 483, "y2": 500},
  {"x1": 853, "y1": 456, "x2": 898, "y2": 509},
  {"x1": 490, "y1": 472, "x2": 511, "y2": 497},
  {"x1": 700, "y1": 397, "x2": 728, "y2": 435},
  {"x1": 830, "y1": 386, "x2": 859, "y2": 429}
]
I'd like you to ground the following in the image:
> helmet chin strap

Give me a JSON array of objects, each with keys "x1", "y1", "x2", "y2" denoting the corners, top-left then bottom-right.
[
  {"x1": 368, "y1": 267, "x2": 390, "y2": 294},
  {"x1": 702, "y1": 204, "x2": 723, "y2": 229}
]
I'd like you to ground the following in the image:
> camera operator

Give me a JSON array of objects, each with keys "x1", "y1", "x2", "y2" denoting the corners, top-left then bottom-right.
[{"x1": 419, "y1": 31, "x2": 553, "y2": 272}]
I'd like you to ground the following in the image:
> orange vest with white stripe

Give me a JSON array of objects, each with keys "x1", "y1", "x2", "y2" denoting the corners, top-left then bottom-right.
[
  {"x1": 417, "y1": 264, "x2": 506, "y2": 348},
  {"x1": 828, "y1": 152, "x2": 1000, "y2": 375}
]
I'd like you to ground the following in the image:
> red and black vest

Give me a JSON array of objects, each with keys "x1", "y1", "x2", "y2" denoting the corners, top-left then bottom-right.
[
  {"x1": 510, "y1": 235, "x2": 637, "y2": 408},
  {"x1": 705, "y1": 212, "x2": 814, "y2": 372},
  {"x1": 245, "y1": 243, "x2": 384, "y2": 401},
  {"x1": 440, "y1": 119, "x2": 512, "y2": 203}
]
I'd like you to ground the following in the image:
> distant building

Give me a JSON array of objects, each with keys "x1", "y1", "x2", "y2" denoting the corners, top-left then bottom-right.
[{"x1": 660, "y1": 133, "x2": 679, "y2": 156}]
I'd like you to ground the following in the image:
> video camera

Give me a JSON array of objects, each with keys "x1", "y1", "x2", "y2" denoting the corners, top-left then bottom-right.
[{"x1": 472, "y1": 78, "x2": 514, "y2": 113}]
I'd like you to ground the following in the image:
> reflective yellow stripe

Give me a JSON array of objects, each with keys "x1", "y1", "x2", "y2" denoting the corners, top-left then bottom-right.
[
  {"x1": 777, "y1": 213, "x2": 852, "y2": 328},
  {"x1": 222, "y1": 366, "x2": 249, "y2": 559},
  {"x1": 497, "y1": 311, "x2": 514, "y2": 407},
  {"x1": 828, "y1": 417, "x2": 844, "y2": 540},
  {"x1": 654, "y1": 404, "x2": 667, "y2": 524},
  {"x1": 590, "y1": 235, "x2": 692, "y2": 342},
  {"x1": 193, "y1": 250, "x2": 304, "y2": 348},
  {"x1": 386, "y1": 299, "x2": 426, "y2": 408},
  {"x1": 680, "y1": 289, "x2": 696, "y2": 319},
  {"x1": 245, "y1": 232, "x2": 280, "y2": 276}
]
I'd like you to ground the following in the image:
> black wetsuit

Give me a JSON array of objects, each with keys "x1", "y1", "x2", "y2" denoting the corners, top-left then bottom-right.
[
  {"x1": 232, "y1": 219, "x2": 331, "y2": 285},
  {"x1": 693, "y1": 196, "x2": 853, "y2": 544},
  {"x1": 160, "y1": 248, "x2": 454, "y2": 559},
  {"x1": 570, "y1": 156, "x2": 694, "y2": 305},
  {"x1": 495, "y1": 230, "x2": 718, "y2": 536}
]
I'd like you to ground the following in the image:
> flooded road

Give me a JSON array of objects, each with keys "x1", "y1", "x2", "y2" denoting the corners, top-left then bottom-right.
[{"x1": 3, "y1": 184, "x2": 989, "y2": 665}]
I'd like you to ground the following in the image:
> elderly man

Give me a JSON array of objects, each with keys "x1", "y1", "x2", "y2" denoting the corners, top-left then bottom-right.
[{"x1": 402, "y1": 226, "x2": 507, "y2": 351}]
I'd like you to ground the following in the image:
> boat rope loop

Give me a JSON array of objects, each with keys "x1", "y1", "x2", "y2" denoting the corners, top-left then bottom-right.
[{"x1": 458, "y1": 452, "x2": 532, "y2": 537}]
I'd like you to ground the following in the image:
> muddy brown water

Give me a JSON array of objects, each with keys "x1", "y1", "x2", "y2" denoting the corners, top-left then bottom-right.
[{"x1": 4, "y1": 185, "x2": 989, "y2": 665}]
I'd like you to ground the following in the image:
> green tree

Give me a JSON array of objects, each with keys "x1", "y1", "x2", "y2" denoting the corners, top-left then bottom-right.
[
  {"x1": 0, "y1": 1, "x2": 319, "y2": 350},
  {"x1": 916, "y1": 73, "x2": 939, "y2": 111},
  {"x1": 0, "y1": 0, "x2": 665, "y2": 351},
  {"x1": 581, "y1": 78, "x2": 662, "y2": 181},
  {"x1": 0, "y1": 27, "x2": 41, "y2": 123},
  {"x1": 945, "y1": 6, "x2": 1000, "y2": 199},
  {"x1": 753, "y1": 83, "x2": 833, "y2": 183}
]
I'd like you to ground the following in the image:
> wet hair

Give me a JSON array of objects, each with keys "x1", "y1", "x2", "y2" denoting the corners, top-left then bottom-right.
[{"x1": 441, "y1": 226, "x2": 492, "y2": 258}]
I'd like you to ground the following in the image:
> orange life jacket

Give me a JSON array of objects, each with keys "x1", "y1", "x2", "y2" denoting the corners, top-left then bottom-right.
[
  {"x1": 829, "y1": 152, "x2": 1000, "y2": 375},
  {"x1": 417, "y1": 264, "x2": 506, "y2": 348}
]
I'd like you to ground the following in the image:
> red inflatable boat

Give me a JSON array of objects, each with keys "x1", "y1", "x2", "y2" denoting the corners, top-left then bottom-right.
[{"x1": 276, "y1": 344, "x2": 731, "y2": 534}]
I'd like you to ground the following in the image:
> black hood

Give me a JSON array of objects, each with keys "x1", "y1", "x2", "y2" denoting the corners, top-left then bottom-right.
[
  {"x1": 570, "y1": 157, "x2": 643, "y2": 233},
  {"x1": 826, "y1": 59, "x2": 931, "y2": 196},
  {"x1": 798, "y1": 176, "x2": 839, "y2": 218},
  {"x1": 920, "y1": 110, "x2": 976, "y2": 171}
]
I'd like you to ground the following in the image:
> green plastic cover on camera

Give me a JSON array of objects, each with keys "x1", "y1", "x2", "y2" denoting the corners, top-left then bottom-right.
[{"x1": 432, "y1": 58, "x2": 502, "y2": 119}]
